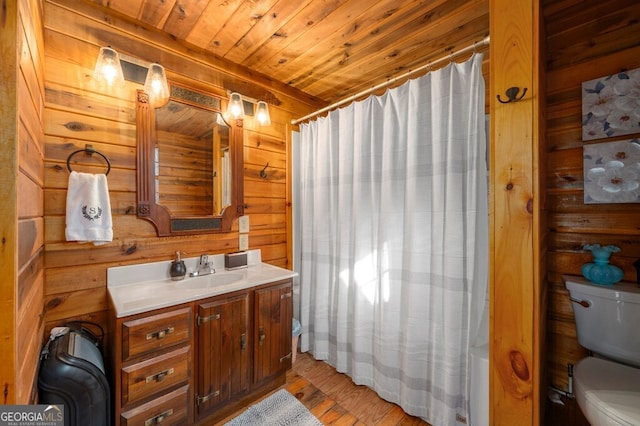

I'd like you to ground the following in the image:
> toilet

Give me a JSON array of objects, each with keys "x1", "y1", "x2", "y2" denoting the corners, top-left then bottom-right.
[{"x1": 565, "y1": 275, "x2": 640, "y2": 425}]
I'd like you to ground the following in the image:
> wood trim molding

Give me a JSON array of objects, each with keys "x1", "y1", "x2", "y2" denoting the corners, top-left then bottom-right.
[
  {"x1": 0, "y1": 0, "x2": 19, "y2": 404},
  {"x1": 489, "y1": 0, "x2": 543, "y2": 423}
]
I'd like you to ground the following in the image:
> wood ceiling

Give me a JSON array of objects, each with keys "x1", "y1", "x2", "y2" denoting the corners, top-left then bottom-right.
[{"x1": 92, "y1": 0, "x2": 489, "y2": 104}]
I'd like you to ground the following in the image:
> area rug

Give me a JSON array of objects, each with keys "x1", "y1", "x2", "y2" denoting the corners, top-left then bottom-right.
[{"x1": 224, "y1": 389, "x2": 323, "y2": 426}]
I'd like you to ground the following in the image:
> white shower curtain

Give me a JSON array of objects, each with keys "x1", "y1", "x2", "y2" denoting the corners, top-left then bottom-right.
[{"x1": 295, "y1": 53, "x2": 488, "y2": 425}]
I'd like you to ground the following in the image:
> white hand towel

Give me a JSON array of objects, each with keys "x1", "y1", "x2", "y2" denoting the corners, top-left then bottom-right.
[{"x1": 65, "y1": 171, "x2": 113, "y2": 245}]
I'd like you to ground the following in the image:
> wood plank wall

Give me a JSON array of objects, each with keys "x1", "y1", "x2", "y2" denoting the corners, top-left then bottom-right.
[
  {"x1": 0, "y1": 0, "x2": 47, "y2": 404},
  {"x1": 41, "y1": 0, "x2": 324, "y2": 346},
  {"x1": 544, "y1": 0, "x2": 640, "y2": 394}
]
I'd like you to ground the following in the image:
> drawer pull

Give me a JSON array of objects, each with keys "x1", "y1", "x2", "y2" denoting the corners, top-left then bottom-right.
[
  {"x1": 144, "y1": 409, "x2": 173, "y2": 426},
  {"x1": 280, "y1": 291, "x2": 292, "y2": 300},
  {"x1": 145, "y1": 368, "x2": 174, "y2": 383},
  {"x1": 196, "y1": 390, "x2": 220, "y2": 405},
  {"x1": 258, "y1": 326, "x2": 265, "y2": 346},
  {"x1": 280, "y1": 352, "x2": 292, "y2": 363},
  {"x1": 146, "y1": 327, "x2": 175, "y2": 340},
  {"x1": 197, "y1": 313, "x2": 220, "y2": 325}
]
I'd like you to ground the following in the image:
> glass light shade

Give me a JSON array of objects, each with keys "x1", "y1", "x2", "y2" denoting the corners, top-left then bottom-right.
[
  {"x1": 93, "y1": 46, "x2": 124, "y2": 87},
  {"x1": 144, "y1": 63, "x2": 170, "y2": 106},
  {"x1": 256, "y1": 101, "x2": 271, "y2": 126},
  {"x1": 227, "y1": 92, "x2": 245, "y2": 119}
]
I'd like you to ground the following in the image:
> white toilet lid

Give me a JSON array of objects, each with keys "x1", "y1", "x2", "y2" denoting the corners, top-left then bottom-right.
[{"x1": 575, "y1": 357, "x2": 640, "y2": 425}]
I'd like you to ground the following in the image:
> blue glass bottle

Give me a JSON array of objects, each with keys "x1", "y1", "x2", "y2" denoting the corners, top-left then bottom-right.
[{"x1": 581, "y1": 244, "x2": 624, "y2": 286}]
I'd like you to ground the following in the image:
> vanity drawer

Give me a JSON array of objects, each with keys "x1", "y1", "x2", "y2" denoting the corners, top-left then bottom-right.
[
  {"x1": 122, "y1": 306, "x2": 192, "y2": 361},
  {"x1": 120, "y1": 384, "x2": 189, "y2": 426},
  {"x1": 121, "y1": 346, "x2": 191, "y2": 407}
]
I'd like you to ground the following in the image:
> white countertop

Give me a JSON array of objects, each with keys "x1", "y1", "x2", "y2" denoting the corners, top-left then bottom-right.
[{"x1": 107, "y1": 251, "x2": 297, "y2": 317}]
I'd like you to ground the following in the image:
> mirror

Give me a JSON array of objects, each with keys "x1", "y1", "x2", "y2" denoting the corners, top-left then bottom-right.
[
  {"x1": 136, "y1": 84, "x2": 244, "y2": 236},
  {"x1": 155, "y1": 100, "x2": 228, "y2": 216}
]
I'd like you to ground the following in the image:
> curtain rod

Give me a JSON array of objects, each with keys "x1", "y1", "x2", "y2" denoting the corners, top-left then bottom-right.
[{"x1": 291, "y1": 35, "x2": 490, "y2": 125}]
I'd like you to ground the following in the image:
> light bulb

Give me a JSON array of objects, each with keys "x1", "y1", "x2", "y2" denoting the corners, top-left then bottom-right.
[
  {"x1": 256, "y1": 101, "x2": 271, "y2": 126},
  {"x1": 231, "y1": 103, "x2": 243, "y2": 117},
  {"x1": 227, "y1": 93, "x2": 245, "y2": 119},
  {"x1": 144, "y1": 63, "x2": 170, "y2": 106},
  {"x1": 94, "y1": 46, "x2": 124, "y2": 87}
]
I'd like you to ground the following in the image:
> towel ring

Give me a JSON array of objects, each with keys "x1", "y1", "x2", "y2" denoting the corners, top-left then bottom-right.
[{"x1": 66, "y1": 145, "x2": 111, "y2": 175}]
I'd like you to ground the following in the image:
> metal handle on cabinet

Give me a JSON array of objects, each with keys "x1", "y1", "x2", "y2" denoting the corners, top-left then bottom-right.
[
  {"x1": 197, "y1": 313, "x2": 220, "y2": 325},
  {"x1": 240, "y1": 333, "x2": 247, "y2": 351},
  {"x1": 258, "y1": 326, "x2": 265, "y2": 346},
  {"x1": 570, "y1": 297, "x2": 591, "y2": 308},
  {"x1": 144, "y1": 409, "x2": 173, "y2": 426},
  {"x1": 281, "y1": 291, "x2": 292, "y2": 300},
  {"x1": 146, "y1": 327, "x2": 174, "y2": 340},
  {"x1": 145, "y1": 368, "x2": 174, "y2": 383},
  {"x1": 196, "y1": 390, "x2": 220, "y2": 406}
]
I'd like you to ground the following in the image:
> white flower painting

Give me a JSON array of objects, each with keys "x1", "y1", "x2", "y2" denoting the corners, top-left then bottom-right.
[
  {"x1": 582, "y1": 68, "x2": 640, "y2": 141},
  {"x1": 583, "y1": 139, "x2": 640, "y2": 204}
]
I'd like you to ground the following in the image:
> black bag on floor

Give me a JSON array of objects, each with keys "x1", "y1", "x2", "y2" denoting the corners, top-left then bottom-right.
[{"x1": 38, "y1": 323, "x2": 111, "y2": 426}]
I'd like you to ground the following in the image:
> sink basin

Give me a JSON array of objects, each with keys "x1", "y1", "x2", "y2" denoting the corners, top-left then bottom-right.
[{"x1": 175, "y1": 273, "x2": 243, "y2": 290}]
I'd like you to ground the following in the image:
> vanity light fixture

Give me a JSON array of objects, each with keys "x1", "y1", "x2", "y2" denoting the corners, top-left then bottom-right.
[
  {"x1": 93, "y1": 46, "x2": 125, "y2": 87},
  {"x1": 227, "y1": 92, "x2": 245, "y2": 119},
  {"x1": 144, "y1": 63, "x2": 170, "y2": 106},
  {"x1": 255, "y1": 101, "x2": 271, "y2": 126}
]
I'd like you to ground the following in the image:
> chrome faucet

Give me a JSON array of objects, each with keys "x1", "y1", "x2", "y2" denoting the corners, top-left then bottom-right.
[{"x1": 190, "y1": 254, "x2": 215, "y2": 277}]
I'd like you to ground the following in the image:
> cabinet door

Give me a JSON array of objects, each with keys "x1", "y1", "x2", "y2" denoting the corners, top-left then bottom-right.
[
  {"x1": 196, "y1": 291, "x2": 250, "y2": 417},
  {"x1": 254, "y1": 280, "x2": 293, "y2": 383}
]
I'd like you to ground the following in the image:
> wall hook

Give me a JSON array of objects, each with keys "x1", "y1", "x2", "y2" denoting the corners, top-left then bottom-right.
[
  {"x1": 497, "y1": 87, "x2": 527, "y2": 103},
  {"x1": 260, "y1": 162, "x2": 269, "y2": 179}
]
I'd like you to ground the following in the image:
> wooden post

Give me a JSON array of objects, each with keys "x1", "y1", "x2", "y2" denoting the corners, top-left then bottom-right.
[
  {"x1": 0, "y1": 0, "x2": 18, "y2": 404},
  {"x1": 489, "y1": 0, "x2": 543, "y2": 424}
]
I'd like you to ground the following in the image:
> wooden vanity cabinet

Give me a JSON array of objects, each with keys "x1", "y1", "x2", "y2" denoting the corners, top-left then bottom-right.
[{"x1": 110, "y1": 278, "x2": 293, "y2": 425}]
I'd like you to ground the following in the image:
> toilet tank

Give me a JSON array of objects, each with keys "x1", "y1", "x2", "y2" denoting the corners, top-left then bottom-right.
[{"x1": 564, "y1": 275, "x2": 640, "y2": 367}]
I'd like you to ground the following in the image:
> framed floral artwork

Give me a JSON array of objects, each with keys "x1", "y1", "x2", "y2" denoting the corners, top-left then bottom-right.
[
  {"x1": 583, "y1": 139, "x2": 640, "y2": 204},
  {"x1": 581, "y1": 67, "x2": 640, "y2": 141}
]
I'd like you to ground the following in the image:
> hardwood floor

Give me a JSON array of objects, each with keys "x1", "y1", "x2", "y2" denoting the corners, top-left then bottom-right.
[
  {"x1": 213, "y1": 351, "x2": 592, "y2": 426},
  {"x1": 215, "y1": 352, "x2": 431, "y2": 425}
]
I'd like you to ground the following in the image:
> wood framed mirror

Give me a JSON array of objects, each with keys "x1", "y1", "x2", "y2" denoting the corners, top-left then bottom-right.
[{"x1": 136, "y1": 84, "x2": 244, "y2": 236}]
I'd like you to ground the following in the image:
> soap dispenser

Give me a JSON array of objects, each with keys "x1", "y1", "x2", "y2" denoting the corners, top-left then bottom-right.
[{"x1": 170, "y1": 251, "x2": 187, "y2": 281}]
